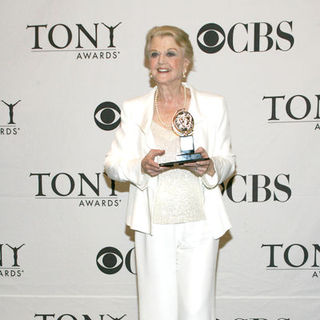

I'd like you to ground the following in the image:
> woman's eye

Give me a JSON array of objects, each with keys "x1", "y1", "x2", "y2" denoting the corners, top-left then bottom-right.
[
  {"x1": 150, "y1": 52, "x2": 159, "y2": 58},
  {"x1": 167, "y1": 51, "x2": 176, "y2": 57}
]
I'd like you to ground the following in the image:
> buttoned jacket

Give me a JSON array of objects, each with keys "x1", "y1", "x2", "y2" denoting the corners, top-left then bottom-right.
[{"x1": 104, "y1": 84, "x2": 236, "y2": 238}]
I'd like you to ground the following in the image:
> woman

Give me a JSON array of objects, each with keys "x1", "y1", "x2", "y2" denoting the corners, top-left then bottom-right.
[{"x1": 104, "y1": 25, "x2": 235, "y2": 320}]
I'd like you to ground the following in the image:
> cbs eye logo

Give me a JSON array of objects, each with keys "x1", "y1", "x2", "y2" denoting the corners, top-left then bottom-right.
[
  {"x1": 197, "y1": 23, "x2": 225, "y2": 54},
  {"x1": 96, "y1": 246, "x2": 135, "y2": 275},
  {"x1": 94, "y1": 101, "x2": 121, "y2": 131}
]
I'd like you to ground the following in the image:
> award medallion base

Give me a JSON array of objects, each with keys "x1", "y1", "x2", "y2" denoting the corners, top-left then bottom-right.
[
  {"x1": 160, "y1": 110, "x2": 208, "y2": 167},
  {"x1": 159, "y1": 153, "x2": 209, "y2": 167}
]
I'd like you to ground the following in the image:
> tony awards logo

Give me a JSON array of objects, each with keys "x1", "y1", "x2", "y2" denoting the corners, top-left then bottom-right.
[
  {"x1": 0, "y1": 99, "x2": 21, "y2": 135},
  {"x1": 1, "y1": 100, "x2": 21, "y2": 124}
]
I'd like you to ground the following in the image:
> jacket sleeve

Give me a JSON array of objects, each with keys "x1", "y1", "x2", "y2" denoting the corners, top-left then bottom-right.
[
  {"x1": 104, "y1": 101, "x2": 150, "y2": 190},
  {"x1": 201, "y1": 97, "x2": 236, "y2": 189}
]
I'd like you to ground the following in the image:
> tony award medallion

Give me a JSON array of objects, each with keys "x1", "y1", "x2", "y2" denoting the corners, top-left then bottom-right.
[{"x1": 159, "y1": 109, "x2": 208, "y2": 167}]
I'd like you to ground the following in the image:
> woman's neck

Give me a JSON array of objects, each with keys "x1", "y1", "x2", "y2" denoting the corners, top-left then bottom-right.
[{"x1": 156, "y1": 82, "x2": 185, "y2": 106}]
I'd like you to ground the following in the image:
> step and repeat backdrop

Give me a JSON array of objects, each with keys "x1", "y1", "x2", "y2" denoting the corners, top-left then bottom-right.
[{"x1": 1, "y1": 1, "x2": 319, "y2": 319}]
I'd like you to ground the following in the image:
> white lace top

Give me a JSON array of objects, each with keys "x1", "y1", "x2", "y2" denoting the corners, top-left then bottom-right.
[{"x1": 151, "y1": 121, "x2": 206, "y2": 224}]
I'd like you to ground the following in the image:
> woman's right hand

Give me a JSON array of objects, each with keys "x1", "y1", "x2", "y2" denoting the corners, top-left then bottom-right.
[{"x1": 141, "y1": 149, "x2": 167, "y2": 177}]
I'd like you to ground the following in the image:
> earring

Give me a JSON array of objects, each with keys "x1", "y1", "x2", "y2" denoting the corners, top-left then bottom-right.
[
  {"x1": 183, "y1": 70, "x2": 187, "y2": 79},
  {"x1": 149, "y1": 72, "x2": 153, "y2": 79}
]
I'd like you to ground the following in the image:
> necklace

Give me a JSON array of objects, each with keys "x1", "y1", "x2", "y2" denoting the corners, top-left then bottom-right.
[{"x1": 154, "y1": 85, "x2": 187, "y2": 129}]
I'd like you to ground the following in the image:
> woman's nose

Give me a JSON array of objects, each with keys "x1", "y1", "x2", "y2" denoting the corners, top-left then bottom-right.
[{"x1": 158, "y1": 53, "x2": 166, "y2": 64}]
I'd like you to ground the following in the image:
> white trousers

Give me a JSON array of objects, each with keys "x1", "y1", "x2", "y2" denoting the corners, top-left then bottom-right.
[{"x1": 134, "y1": 221, "x2": 219, "y2": 320}]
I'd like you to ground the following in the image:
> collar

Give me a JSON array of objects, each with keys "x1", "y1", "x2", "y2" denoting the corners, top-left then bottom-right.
[{"x1": 139, "y1": 83, "x2": 205, "y2": 134}]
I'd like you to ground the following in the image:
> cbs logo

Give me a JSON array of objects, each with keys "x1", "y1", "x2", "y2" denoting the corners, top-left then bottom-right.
[
  {"x1": 197, "y1": 21, "x2": 294, "y2": 54},
  {"x1": 94, "y1": 101, "x2": 121, "y2": 131},
  {"x1": 96, "y1": 246, "x2": 135, "y2": 275}
]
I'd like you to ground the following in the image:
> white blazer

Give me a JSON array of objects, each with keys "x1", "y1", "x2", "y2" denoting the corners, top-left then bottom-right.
[{"x1": 104, "y1": 84, "x2": 236, "y2": 239}]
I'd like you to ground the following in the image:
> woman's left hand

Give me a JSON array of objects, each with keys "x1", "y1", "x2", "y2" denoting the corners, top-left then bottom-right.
[{"x1": 182, "y1": 147, "x2": 215, "y2": 177}]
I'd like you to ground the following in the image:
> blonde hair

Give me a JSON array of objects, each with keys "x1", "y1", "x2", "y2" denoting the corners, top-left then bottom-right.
[{"x1": 144, "y1": 25, "x2": 194, "y2": 71}]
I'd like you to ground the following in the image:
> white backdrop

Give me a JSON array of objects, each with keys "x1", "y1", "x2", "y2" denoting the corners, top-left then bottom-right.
[{"x1": 1, "y1": 1, "x2": 319, "y2": 319}]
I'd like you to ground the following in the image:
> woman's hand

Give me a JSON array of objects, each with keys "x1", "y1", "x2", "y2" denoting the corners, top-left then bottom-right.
[
  {"x1": 141, "y1": 149, "x2": 168, "y2": 177},
  {"x1": 182, "y1": 147, "x2": 215, "y2": 177}
]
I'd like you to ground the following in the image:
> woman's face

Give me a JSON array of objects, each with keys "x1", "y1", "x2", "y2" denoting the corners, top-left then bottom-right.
[{"x1": 148, "y1": 35, "x2": 189, "y2": 86}]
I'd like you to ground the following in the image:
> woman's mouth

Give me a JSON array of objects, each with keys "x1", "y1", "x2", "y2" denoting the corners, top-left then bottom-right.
[{"x1": 157, "y1": 68, "x2": 170, "y2": 73}]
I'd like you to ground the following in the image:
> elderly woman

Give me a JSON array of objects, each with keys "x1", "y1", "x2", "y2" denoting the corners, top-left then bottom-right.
[{"x1": 104, "y1": 25, "x2": 235, "y2": 320}]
